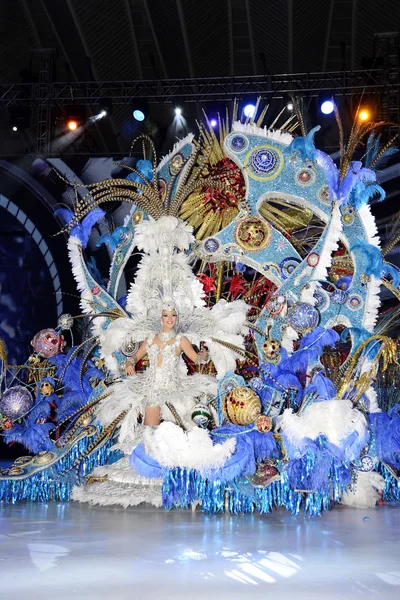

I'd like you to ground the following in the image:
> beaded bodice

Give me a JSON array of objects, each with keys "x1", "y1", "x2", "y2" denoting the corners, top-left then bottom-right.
[{"x1": 146, "y1": 334, "x2": 182, "y2": 379}]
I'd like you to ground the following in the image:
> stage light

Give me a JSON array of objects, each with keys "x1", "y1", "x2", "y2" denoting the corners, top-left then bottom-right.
[
  {"x1": 132, "y1": 99, "x2": 148, "y2": 122},
  {"x1": 12, "y1": 126, "x2": 18, "y2": 132},
  {"x1": 175, "y1": 107, "x2": 182, "y2": 116},
  {"x1": 99, "y1": 110, "x2": 107, "y2": 118},
  {"x1": 9, "y1": 106, "x2": 31, "y2": 131},
  {"x1": 210, "y1": 118, "x2": 217, "y2": 128},
  {"x1": 244, "y1": 104, "x2": 256, "y2": 118},
  {"x1": 133, "y1": 109, "x2": 145, "y2": 121},
  {"x1": 287, "y1": 102, "x2": 294, "y2": 111},
  {"x1": 67, "y1": 120, "x2": 78, "y2": 131},
  {"x1": 320, "y1": 100, "x2": 334, "y2": 115},
  {"x1": 359, "y1": 109, "x2": 370, "y2": 122}
]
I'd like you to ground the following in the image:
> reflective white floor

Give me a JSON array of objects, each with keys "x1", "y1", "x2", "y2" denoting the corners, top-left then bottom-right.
[{"x1": 1, "y1": 501, "x2": 400, "y2": 599}]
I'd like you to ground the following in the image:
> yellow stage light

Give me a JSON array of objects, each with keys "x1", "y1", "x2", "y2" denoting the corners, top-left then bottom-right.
[
  {"x1": 358, "y1": 109, "x2": 370, "y2": 122},
  {"x1": 67, "y1": 120, "x2": 78, "y2": 131}
]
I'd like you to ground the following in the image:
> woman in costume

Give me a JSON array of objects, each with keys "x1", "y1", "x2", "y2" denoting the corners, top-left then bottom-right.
[
  {"x1": 72, "y1": 215, "x2": 248, "y2": 507},
  {"x1": 123, "y1": 304, "x2": 210, "y2": 427}
]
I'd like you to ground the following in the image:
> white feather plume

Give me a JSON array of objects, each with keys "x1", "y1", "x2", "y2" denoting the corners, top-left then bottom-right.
[{"x1": 341, "y1": 471, "x2": 384, "y2": 508}]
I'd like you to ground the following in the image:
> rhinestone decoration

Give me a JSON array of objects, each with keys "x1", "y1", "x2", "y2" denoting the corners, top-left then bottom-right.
[
  {"x1": 234, "y1": 216, "x2": 272, "y2": 253},
  {"x1": 287, "y1": 302, "x2": 320, "y2": 334},
  {"x1": 318, "y1": 185, "x2": 331, "y2": 204},
  {"x1": 296, "y1": 167, "x2": 316, "y2": 186},
  {"x1": 219, "y1": 377, "x2": 239, "y2": 395},
  {"x1": 121, "y1": 340, "x2": 139, "y2": 357},
  {"x1": 203, "y1": 237, "x2": 220, "y2": 253},
  {"x1": 169, "y1": 153, "x2": 184, "y2": 175},
  {"x1": 347, "y1": 294, "x2": 363, "y2": 311},
  {"x1": 307, "y1": 252, "x2": 320, "y2": 267},
  {"x1": 280, "y1": 257, "x2": 301, "y2": 279},
  {"x1": 313, "y1": 289, "x2": 330, "y2": 312},
  {"x1": 351, "y1": 455, "x2": 374, "y2": 472},
  {"x1": 265, "y1": 294, "x2": 286, "y2": 317},
  {"x1": 254, "y1": 414, "x2": 273, "y2": 433},
  {"x1": 246, "y1": 145, "x2": 284, "y2": 181},
  {"x1": 0, "y1": 386, "x2": 33, "y2": 420},
  {"x1": 341, "y1": 207, "x2": 355, "y2": 226},
  {"x1": 57, "y1": 313, "x2": 74, "y2": 330},
  {"x1": 133, "y1": 211, "x2": 143, "y2": 224},
  {"x1": 249, "y1": 377, "x2": 264, "y2": 391},
  {"x1": 229, "y1": 134, "x2": 248, "y2": 152},
  {"x1": 331, "y1": 289, "x2": 348, "y2": 305}
]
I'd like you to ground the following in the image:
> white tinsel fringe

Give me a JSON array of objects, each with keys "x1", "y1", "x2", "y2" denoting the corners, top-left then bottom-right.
[
  {"x1": 143, "y1": 422, "x2": 236, "y2": 473},
  {"x1": 341, "y1": 471, "x2": 384, "y2": 508},
  {"x1": 157, "y1": 133, "x2": 194, "y2": 172},
  {"x1": 363, "y1": 275, "x2": 381, "y2": 331},
  {"x1": 231, "y1": 122, "x2": 293, "y2": 145},
  {"x1": 358, "y1": 204, "x2": 381, "y2": 248}
]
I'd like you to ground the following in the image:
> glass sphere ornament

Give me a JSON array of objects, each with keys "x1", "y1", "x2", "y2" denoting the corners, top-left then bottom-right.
[
  {"x1": 191, "y1": 403, "x2": 212, "y2": 427},
  {"x1": 287, "y1": 302, "x2": 320, "y2": 335},
  {"x1": 0, "y1": 385, "x2": 33, "y2": 420},
  {"x1": 57, "y1": 313, "x2": 74, "y2": 330},
  {"x1": 31, "y1": 328, "x2": 66, "y2": 358},
  {"x1": 222, "y1": 386, "x2": 261, "y2": 425}
]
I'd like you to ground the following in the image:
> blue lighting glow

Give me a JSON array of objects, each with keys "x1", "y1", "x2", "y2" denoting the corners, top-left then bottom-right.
[
  {"x1": 133, "y1": 109, "x2": 145, "y2": 121},
  {"x1": 320, "y1": 100, "x2": 334, "y2": 115},
  {"x1": 244, "y1": 104, "x2": 256, "y2": 118}
]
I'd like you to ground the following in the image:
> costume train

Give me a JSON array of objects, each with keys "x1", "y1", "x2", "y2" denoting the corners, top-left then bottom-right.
[{"x1": 1, "y1": 101, "x2": 400, "y2": 516}]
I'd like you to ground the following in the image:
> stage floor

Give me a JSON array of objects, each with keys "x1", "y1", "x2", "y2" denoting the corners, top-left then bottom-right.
[{"x1": 1, "y1": 502, "x2": 399, "y2": 599}]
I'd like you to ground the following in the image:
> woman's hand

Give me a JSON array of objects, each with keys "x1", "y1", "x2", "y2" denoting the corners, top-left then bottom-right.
[{"x1": 124, "y1": 360, "x2": 135, "y2": 376}]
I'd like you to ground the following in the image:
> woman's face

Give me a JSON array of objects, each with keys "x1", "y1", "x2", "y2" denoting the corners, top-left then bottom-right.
[{"x1": 161, "y1": 309, "x2": 178, "y2": 330}]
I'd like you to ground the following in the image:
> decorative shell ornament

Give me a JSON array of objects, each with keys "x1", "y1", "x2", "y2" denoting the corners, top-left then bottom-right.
[
  {"x1": 262, "y1": 338, "x2": 281, "y2": 364},
  {"x1": 191, "y1": 403, "x2": 212, "y2": 427},
  {"x1": 222, "y1": 386, "x2": 262, "y2": 425},
  {"x1": 0, "y1": 386, "x2": 33, "y2": 420},
  {"x1": 57, "y1": 313, "x2": 74, "y2": 330}
]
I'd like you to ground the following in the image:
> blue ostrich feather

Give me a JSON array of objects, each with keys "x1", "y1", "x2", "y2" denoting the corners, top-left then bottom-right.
[
  {"x1": 351, "y1": 241, "x2": 383, "y2": 278},
  {"x1": 370, "y1": 408, "x2": 400, "y2": 469},
  {"x1": 305, "y1": 372, "x2": 336, "y2": 401},
  {"x1": 299, "y1": 326, "x2": 339, "y2": 353},
  {"x1": 336, "y1": 275, "x2": 353, "y2": 290},
  {"x1": 365, "y1": 132, "x2": 382, "y2": 168},
  {"x1": 349, "y1": 181, "x2": 385, "y2": 209},
  {"x1": 130, "y1": 443, "x2": 165, "y2": 479},
  {"x1": 279, "y1": 348, "x2": 319, "y2": 374},
  {"x1": 287, "y1": 125, "x2": 321, "y2": 162},
  {"x1": 55, "y1": 207, "x2": 105, "y2": 248},
  {"x1": 56, "y1": 390, "x2": 86, "y2": 420},
  {"x1": 315, "y1": 150, "x2": 339, "y2": 195},
  {"x1": 206, "y1": 435, "x2": 256, "y2": 482},
  {"x1": 126, "y1": 159, "x2": 153, "y2": 188},
  {"x1": 96, "y1": 226, "x2": 131, "y2": 252}
]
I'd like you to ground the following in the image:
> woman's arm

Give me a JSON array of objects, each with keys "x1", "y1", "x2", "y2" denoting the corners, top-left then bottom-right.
[
  {"x1": 125, "y1": 340, "x2": 147, "y2": 375},
  {"x1": 180, "y1": 336, "x2": 209, "y2": 365}
]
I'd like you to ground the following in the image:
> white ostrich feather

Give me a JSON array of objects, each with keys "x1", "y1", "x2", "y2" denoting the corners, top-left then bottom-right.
[
  {"x1": 133, "y1": 215, "x2": 194, "y2": 254},
  {"x1": 143, "y1": 422, "x2": 236, "y2": 473},
  {"x1": 341, "y1": 471, "x2": 384, "y2": 508},
  {"x1": 157, "y1": 133, "x2": 194, "y2": 172},
  {"x1": 279, "y1": 399, "x2": 368, "y2": 462}
]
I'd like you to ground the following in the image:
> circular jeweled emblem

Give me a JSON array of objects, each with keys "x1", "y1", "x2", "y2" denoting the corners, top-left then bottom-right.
[
  {"x1": 234, "y1": 216, "x2": 272, "y2": 253},
  {"x1": 318, "y1": 185, "x2": 331, "y2": 204},
  {"x1": 228, "y1": 134, "x2": 249, "y2": 153},
  {"x1": 169, "y1": 153, "x2": 184, "y2": 175},
  {"x1": 245, "y1": 145, "x2": 284, "y2": 181},
  {"x1": 296, "y1": 167, "x2": 316, "y2": 186}
]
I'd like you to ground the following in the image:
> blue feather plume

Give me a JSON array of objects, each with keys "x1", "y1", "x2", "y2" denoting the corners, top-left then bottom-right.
[
  {"x1": 55, "y1": 207, "x2": 105, "y2": 248},
  {"x1": 287, "y1": 125, "x2": 321, "y2": 162}
]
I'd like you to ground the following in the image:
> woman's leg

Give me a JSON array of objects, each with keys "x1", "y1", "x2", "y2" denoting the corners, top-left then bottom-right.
[{"x1": 144, "y1": 406, "x2": 161, "y2": 426}]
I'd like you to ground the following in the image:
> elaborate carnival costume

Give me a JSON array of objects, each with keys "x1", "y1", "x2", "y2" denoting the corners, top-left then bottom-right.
[{"x1": 1, "y1": 101, "x2": 400, "y2": 515}]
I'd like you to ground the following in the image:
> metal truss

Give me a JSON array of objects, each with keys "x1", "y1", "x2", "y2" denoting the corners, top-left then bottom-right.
[{"x1": 1, "y1": 69, "x2": 399, "y2": 107}]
